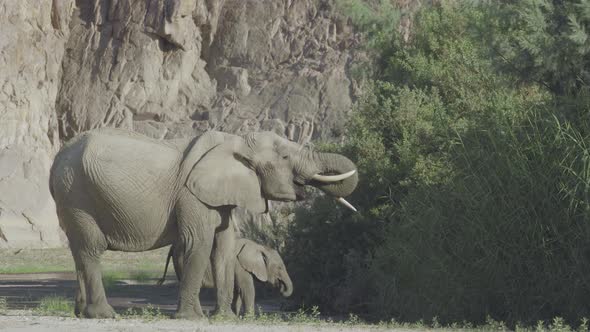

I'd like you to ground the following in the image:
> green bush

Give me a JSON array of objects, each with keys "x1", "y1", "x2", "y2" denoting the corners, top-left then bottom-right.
[
  {"x1": 239, "y1": 207, "x2": 291, "y2": 252},
  {"x1": 285, "y1": 0, "x2": 590, "y2": 326},
  {"x1": 284, "y1": 194, "x2": 382, "y2": 313},
  {"x1": 370, "y1": 109, "x2": 590, "y2": 323}
]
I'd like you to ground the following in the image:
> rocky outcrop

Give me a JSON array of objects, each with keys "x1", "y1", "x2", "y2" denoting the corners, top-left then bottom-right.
[
  {"x1": 204, "y1": 0, "x2": 358, "y2": 141},
  {"x1": 0, "y1": 0, "x2": 73, "y2": 248},
  {"x1": 56, "y1": 0, "x2": 216, "y2": 141},
  {"x1": 55, "y1": 0, "x2": 359, "y2": 142},
  {"x1": 0, "y1": 0, "x2": 360, "y2": 248}
]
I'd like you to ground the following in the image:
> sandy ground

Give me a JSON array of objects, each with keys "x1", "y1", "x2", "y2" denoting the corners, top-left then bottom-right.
[
  {"x1": 0, "y1": 272, "x2": 285, "y2": 314},
  {"x1": 0, "y1": 273, "x2": 405, "y2": 331},
  {"x1": 0, "y1": 251, "x2": 415, "y2": 331},
  {"x1": 0, "y1": 312, "x2": 411, "y2": 332}
]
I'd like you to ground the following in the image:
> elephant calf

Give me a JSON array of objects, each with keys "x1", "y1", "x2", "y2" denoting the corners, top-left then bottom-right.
[{"x1": 158, "y1": 238, "x2": 293, "y2": 315}]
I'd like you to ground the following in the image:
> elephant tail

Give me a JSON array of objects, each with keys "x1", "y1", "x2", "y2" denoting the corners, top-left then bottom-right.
[{"x1": 157, "y1": 245, "x2": 175, "y2": 286}]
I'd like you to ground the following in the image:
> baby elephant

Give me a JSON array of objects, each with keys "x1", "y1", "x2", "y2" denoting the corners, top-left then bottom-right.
[{"x1": 157, "y1": 238, "x2": 293, "y2": 315}]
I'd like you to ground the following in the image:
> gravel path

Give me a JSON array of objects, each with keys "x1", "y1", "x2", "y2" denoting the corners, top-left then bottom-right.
[{"x1": 0, "y1": 311, "x2": 410, "y2": 332}]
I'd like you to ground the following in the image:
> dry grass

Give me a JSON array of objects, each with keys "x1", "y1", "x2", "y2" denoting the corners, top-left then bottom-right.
[
  {"x1": 0, "y1": 247, "x2": 170, "y2": 275},
  {"x1": 34, "y1": 296, "x2": 74, "y2": 317}
]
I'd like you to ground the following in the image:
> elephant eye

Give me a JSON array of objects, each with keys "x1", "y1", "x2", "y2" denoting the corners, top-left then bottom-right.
[{"x1": 282, "y1": 154, "x2": 289, "y2": 160}]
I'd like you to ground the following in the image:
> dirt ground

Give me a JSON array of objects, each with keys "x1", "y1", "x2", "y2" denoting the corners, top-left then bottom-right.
[
  {"x1": 0, "y1": 272, "x2": 283, "y2": 314},
  {"x1": 0, "y1": 272, "x2": 180, "y2": 313},
  {"x1": 0, "y1": 273, "x2": 394, "y2": 332},
  {"x1": 0, "y1": 249, "x2": 410, "y2": 331},
  {"x1": 0, "y1": 249, "x2": 308, "y2": 331},
  {"x1": 0, "y1": 273, "x2": 403, "y2": 331},
  {"x1": 0, "y1": 313, "x2": 413, "y2": 332}
]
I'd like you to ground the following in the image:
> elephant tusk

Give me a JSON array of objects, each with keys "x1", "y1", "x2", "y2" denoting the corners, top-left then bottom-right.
[
  {"x1": 312, "y1": 170, "x2": 356, "y2": 183},
  {"x1": 336, "y1": 197, "x2": 358, "y2": 212}
]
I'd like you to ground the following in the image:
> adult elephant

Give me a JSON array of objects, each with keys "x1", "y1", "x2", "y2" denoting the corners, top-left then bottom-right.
[{"x1": 49, "y1": 128, "x2": 357, "y2": 320}]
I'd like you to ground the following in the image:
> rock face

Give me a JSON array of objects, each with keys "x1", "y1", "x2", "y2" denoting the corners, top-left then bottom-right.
[
  {"x1": 0, "y1": 0, "x2": 360, "y2": 248},
  {"x1": 55, "y1": 0, "x2": 358, "y2": 142},
  {"x1": 0, "y1": 0, "x2": 74, "y2": 248}
]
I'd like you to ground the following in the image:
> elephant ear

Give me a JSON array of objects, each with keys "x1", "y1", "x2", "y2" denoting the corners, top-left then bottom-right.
[
  {"x1": 237, "y1": 241, "x2": 268, "y2": 282},
  {"x1": 186, "y1": 138, "x2": 267, "y2": 213},
  {"x1": 179, "y1": 131, "x2": 228, "y2": 183}
]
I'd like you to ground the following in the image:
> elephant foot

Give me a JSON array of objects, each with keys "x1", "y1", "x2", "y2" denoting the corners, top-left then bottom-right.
[
  {"x1": 74, "y1": 300, "x2": 86, "y2": 318},
  {"x1": 173, "y1": 310, "x2": 207, "y2": 321},
  {"x1": 83, "y1": 303, "x2": 116, "y2": 319}
]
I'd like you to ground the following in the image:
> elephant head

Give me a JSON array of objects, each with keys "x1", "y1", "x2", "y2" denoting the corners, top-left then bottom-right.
[
  {"x1": 237, "y1": 240, "x2": 293, "y2": 297},
  {"x1": 185, "y1": 131, "x2": 359, "y2": 213}
]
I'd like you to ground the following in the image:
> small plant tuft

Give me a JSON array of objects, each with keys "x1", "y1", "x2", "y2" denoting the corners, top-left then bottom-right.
[
  {"x1": 548, "y1": 317, "x2": 573, "y2": 332},
  {"x1": 577, "y1": 318, "x2": 589, "y2": 332},
  {"x1": 346, "y1": 313, "x2": 362, "y2": 325},
  {"x1": 121, "y1": 304, "x2": 166, "y2": 321},
  {"x1": 241, "y1": 309, "x2": 283, "y2": 325},
  {"x1": 0, "y1": 297, "x2": 7, "y2": 315},
  {"x1": 35, "y1": 296, "x2": 74, "y2": 317},
  {"x1": 289, "y1": 305, "x2": 322, "y2": 324}
]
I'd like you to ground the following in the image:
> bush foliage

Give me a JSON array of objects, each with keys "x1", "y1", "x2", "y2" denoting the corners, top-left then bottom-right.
[{"x1": 284, "y1": 0, "x2": 590, "y2": 326}]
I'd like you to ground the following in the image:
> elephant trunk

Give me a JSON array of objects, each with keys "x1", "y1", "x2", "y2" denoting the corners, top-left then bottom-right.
[
  {"x1": 310, "y1": 152, "x2": 358, "y2": 199},
  {"x1": 279, "y1": 271, "x2": 293, "y2": 297}
]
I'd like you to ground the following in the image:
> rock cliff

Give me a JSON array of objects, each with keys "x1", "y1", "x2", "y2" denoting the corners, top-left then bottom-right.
[{"x1": 0, "y1": 0, "x2": 360, "y2": 248}]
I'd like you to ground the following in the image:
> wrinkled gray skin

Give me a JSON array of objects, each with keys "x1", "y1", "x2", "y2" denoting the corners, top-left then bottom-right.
[
  {"x1": 157, "y1": 238, "x2": 293, "y2": 316},
  {"x1": 49, "y1": 128, "x2": 357, "y2": 320}
]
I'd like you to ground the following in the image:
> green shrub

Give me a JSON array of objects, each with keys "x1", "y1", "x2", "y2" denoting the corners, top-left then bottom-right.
[
  {"x1": 369, "y1": 108, "x2": 590, "y2": 323},
  {"x1": 285, "y1": 0, "x2": 590, "y2": 326},
  {"x1": 240, "y1": 207, "x2": 291, "y2": 252}
]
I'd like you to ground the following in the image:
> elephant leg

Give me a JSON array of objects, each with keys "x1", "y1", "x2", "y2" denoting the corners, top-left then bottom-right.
[
  {"x1": 67, "y1": 235, "x2": 86, "y2": 317},
  {"x1": 234, "y1": 264, "x2": 255, "y2": 316},
  {"x1": 174, "y1": 190, "x2": 217, "y2": 320},
  {"x1": 232, "y1": 289, "x2": 242, "y2": 316},
  {"x1": 77, "y1": 252, "x2": 115, "y2": 318},
  {"x1": 73, "y1": 268, "x2": 86, "y2": 317},
  {"x1": 175, "y1": 237, "x2": 214, "y2": 320},
  {"x1": 212, "y1": 210, "x2": 236, "y2": 318},
  {"x1": 239, "y1": 274, "x2": 256, "y2": 316},
  {"x1": 62, "y1": 208, "x2": 114, "y2": 319}
]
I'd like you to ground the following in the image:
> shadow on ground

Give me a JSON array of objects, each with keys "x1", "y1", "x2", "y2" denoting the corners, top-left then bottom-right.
[{"x1": 0, "y1": 273, "x2": 284, "y2": 316}]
